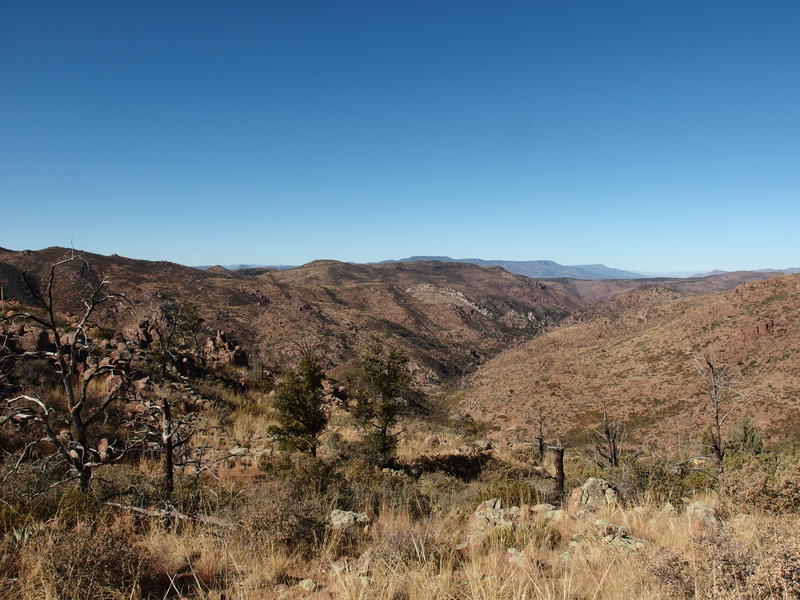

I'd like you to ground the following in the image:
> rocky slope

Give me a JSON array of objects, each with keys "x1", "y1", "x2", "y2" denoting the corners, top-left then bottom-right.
[{"x1": 456, "y1": 273, "x2": 800, "y2": 443}]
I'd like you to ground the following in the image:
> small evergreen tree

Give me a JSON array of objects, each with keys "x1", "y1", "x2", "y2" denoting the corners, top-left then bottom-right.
[
  {"x1": 351, "y1": 335, "x2": 413, "y2": 466},
  {"x1": 269, "y1": 348, "x2": 327, "y2": 456},
  {"x1": 727, "y1": 416, "x2": 764, "y2": 456}
]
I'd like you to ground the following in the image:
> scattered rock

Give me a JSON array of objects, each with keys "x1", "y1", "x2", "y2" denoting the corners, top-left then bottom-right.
[
  {"x1": 686, "y1": 501, "x2": 722, "y2": 534},
  {"x1": 594, "y1": 519, "x2": 646, "y2": 552},
  {"x1": 608, "y1": 535, "x2": 647, "y2": 552},
  {"x1": 506, "y1": 547, "x2": 526, "y2": 566},
  {"x1": 594, "y1": 519, "x2": 629, "y2": 538},
  {"x1": 381, "y1": 467, "x2": 406, "y2": 477},
  {"x1": 470, "y1": 498, "x2": 515, "y2": 533},
  {"x1": 329, "y1": 509, "x2": 370, "y2": 530},
  {"x1": 297, "y1": 578, "x2": 316, "y2": 592}
]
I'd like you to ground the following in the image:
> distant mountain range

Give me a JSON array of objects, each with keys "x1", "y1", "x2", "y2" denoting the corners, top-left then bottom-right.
[
  {"x1": 195, "y1": 258, "x2": 645, "y2": 279},
  {"x1": 374, "y1": 257, "x2": 644, "y2": 280},
  {"x1": 194, "y1": 258, "x2": 800, "y2": 281},
  {"x1": 195, "y1": 263, "x2": 294, "y2": 271}
]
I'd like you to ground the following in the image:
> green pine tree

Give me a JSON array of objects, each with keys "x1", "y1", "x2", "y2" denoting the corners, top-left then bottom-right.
[
  {"x1": 269, "y1": 348, "x2": 327, "y2": 456},
  {"x1": 351, "y1": 335, "x2": 413, "y2": 465}
]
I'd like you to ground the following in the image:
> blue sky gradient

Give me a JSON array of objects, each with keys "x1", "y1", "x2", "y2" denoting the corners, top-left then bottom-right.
[{"x1": 2, "y1": 1, "x2": 799, "y2": 271}]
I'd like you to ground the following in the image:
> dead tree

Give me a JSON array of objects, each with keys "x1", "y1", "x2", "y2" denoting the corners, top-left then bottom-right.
[
  {"x1": 531, "y1": 405, "x2": 547, "y2": 463},
  {"x1": 127, "y1": 388, "x2": 199, "y2": 499},
  {"x1": 591, "y1": 408, "x2": 623, "y2": 468},
  {"x1": 549, "y1": 440, "x2": 566, "y2": 502},
  {"x1": 148, "y1": 301, "x2": 205, "y2": 379},
  {"x1": 0, "y1": 254, "x2": 130, "y2": 492},
  {"x1": 694, "y1": 354, "x2": 740, "y2": 473}
]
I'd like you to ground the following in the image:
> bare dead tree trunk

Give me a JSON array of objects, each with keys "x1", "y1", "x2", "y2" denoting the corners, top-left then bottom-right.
[
  {"x1": 593, "y1": 408, "x2": 622, "y2": 468},
  {"x1": 535, "y1": 407, "x2": 546, "y2": 463},
  {"x1": 694, "y1": 354, "x2": 739, "y2": 474},
  {"x1": 550, "y1": 442, "x2": 565, "y2": 502},
  {"x1": 162, "y1": 396, "x2": 175, "y2": 499}
]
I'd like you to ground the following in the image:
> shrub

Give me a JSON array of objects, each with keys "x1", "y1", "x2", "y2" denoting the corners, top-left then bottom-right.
[
  {"x1": 481, "y1": 478, "x2": 544, "y2": 508},
  {"x1": 718, "y1": 453, "x2": 800, "y2": 513},
  {"x1": 341, "y1": 461, "x2": 432, "y2": 517},
  {"x1": 747, "y1": 535, "x2": 800, "y2": 598},
  {"x1": 483, "y1": 521, "x2": 560, "y2": 551},
  {"x1": 643, "y1": 548, "x2": 694, "y2": 598},
  {"x1": 239, "y1": 488, "x2": 327, "y2": 553},
  {"x1": 610, "y1": 459, "x2": 715, "y2": 504},
  {"x1": 11, "y1": 358, "x2": 60, "y2": 389},
  {"x1": 416, "y1": 471, "x2": 470, "y2": 515},
  {"x1": 369, "y1": 523, "x2": 454, "y2": 568},
  {"x1": 409, "y1": 452, "x2": 492, "y2": 482},
  {"x1": 18, "y1": 517, "x2": 144, "y2": 600}
]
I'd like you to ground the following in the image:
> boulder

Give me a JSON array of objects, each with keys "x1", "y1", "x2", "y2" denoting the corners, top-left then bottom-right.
[
  {"x1": 470, "y1": 498, "x2": 515, "y2": 533},
  {"x1": 329, "y1": 509, "x2": 370, "y2": 531},
  {"x1": 686, "y1": 501, "x2": 722, "y2": 534},
  {"x1": 297, "y1": 579, "x2": 316, "y2": 592},
  {"x1": 594, "y1": 519, "x2": 629, "y2": 538},
  {"x1": 609, "y1": 535, "x2": 647, "y2": 552},
  {"x1": 566, "y1": 478, "x2": 619, "y2": 515},
  {"x1": 594, "y1": 519, "x2": 647, "y2": 552}
]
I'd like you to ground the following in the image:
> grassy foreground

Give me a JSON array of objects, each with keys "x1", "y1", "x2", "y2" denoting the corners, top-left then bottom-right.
[{"x1": 2, "y1": 388, "x2": 799, "y2": 600}]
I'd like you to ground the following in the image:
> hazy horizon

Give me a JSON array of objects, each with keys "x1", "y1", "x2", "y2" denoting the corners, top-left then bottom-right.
[{"x1": 4, "y1": 243, "x2": 799, "y2": 277}]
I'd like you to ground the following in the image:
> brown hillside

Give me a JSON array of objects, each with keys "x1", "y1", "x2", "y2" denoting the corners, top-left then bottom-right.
[
  {"x1": 458, "y1": 274, "x2": 800, "y2": 444},
  {"x1": 0, "y1": 248, "x2": 581, "y2": 382}
]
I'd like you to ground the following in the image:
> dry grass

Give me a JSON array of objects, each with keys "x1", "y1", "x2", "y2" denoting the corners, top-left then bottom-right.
[{"x1": 3, "y1": 464, "x2": 800, "y2": 600}]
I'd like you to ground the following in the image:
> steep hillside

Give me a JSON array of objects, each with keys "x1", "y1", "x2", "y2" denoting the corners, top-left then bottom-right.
[
  {"x1": 0, "y1": 248, "x2": 582, "y2": 382},
  {"x1": 457, "y1": 274, "x2": 800, "y2": 443}
]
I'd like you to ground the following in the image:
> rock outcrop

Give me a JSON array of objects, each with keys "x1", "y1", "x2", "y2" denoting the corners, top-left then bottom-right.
[
  {"x1": 462, "y1": 498, "x2": 564, "y2": 548},
  {"x1": 566, "y1": 478, "x2": 619, "y2": 515}
]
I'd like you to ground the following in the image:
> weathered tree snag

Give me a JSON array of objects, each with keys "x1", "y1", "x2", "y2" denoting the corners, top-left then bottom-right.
[
  {"x1": 549, "y1": 441, "x2": 565, "y2": 502},
  {"x1": 694, "y1": 353, "x2": 740, "y2": 474},
  {"x1": 1, "y1": 254, "x2": 130, "y2": 493}
]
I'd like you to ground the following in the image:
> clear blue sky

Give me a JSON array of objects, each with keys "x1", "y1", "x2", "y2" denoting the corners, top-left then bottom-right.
[{"x1": 2, "y1": 1, "x2": 799, "y2": 271}]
